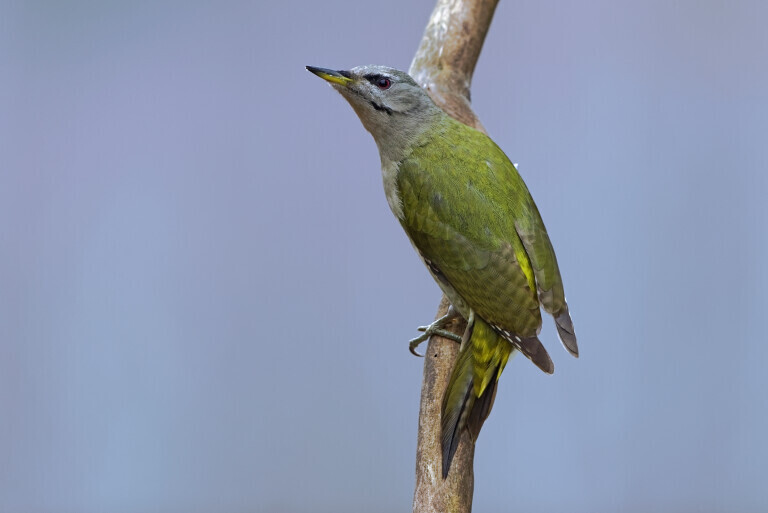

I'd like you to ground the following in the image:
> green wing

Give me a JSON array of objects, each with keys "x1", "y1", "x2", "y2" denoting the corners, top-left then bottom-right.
[
  {"x1": 515, "y1": 209, "x2": 579, "y2": 356},
  {"x1": 397, "y1": 118, "x2": 578, "y2": 358}
]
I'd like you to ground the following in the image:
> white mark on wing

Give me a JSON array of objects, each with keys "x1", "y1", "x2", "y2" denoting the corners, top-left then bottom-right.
[{"x1": 490, "y1": 323, "x2": 523, "y2": 344}]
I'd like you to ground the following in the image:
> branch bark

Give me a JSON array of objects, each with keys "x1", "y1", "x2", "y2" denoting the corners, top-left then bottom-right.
[{"x1": 409, "y1": 1, "x2": 499, "y2": 512}]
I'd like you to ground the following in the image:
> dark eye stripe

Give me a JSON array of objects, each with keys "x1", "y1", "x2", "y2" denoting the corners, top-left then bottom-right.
[
  {"x1": 364, "y1": 73, "x2": 386, "y2": 84},
  {"x1": 363, "y1": 74, "x2": 392, "y2": 90}
]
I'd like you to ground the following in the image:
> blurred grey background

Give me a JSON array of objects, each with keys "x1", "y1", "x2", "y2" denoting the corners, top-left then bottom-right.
[{"x1": 2, "y1": 1, "x2": 767, "y2": 512}]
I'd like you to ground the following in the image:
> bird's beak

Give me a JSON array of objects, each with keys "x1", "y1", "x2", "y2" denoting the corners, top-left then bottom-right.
[{"x1": 306, "y1": 66, "x2": 353, "y2": 87}]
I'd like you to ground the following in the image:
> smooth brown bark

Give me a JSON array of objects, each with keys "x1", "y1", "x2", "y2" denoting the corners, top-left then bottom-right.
[{"x1": 409, "y1": 1, "x2": 499, "y2": 512}]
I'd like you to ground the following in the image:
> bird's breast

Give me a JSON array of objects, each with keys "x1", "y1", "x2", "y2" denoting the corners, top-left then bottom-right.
[{"x1": 380, "y1": 158, "x2": 404, "y2": 219}]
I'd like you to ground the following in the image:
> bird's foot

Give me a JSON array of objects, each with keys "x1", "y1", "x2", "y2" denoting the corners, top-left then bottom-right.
[{"x1": 408, "y1": 308, "x2": 462, "y2": 357}]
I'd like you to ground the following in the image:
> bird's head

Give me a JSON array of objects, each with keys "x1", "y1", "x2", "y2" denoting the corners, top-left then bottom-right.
[{"x1": 307, "y1": 64, "x2": 442, "y2": 160}]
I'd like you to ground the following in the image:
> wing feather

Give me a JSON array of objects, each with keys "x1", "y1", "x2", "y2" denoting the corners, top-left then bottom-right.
[{"x1": 395, "y1": 117, "x2": 577, "y2": 358}]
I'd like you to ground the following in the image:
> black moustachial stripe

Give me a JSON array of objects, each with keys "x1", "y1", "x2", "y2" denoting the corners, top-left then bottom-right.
[{"x1": 370, "y1": 101, "x2": 393, "y2": 115}]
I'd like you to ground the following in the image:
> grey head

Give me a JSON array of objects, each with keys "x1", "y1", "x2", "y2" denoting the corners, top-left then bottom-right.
[{"x1": 307, "y1": 64, "x2": 443, "y2": 162}]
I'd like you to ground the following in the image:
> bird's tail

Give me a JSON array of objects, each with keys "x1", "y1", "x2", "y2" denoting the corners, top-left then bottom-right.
[{"x1": 440, "y1": 314, "x2": 513, "y2": 478}]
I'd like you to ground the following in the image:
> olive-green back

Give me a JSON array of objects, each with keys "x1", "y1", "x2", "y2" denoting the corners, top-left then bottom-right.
[{"x1": 397, "y1": 117, "x2": 568, "y2": 338}]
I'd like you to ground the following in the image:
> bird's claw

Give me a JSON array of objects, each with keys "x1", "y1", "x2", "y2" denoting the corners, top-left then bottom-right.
[
  {"x1": 408, "y1": 308, "x2": 463, "y2": 357},
  {"x1": 409, "y1": 326, "x2": 462, "y2": 357},
  {"x1": 409, "y1": 334, "x2": 428, "y2": 357}
]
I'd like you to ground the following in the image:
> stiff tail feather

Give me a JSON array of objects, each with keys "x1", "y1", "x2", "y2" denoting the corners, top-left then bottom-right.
[{"x1": 440, "y1": 314, "x2": 512, "y2": 478}]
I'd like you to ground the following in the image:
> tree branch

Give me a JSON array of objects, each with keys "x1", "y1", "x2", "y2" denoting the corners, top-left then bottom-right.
[{"x1": 409, "y1": 1, "x2": 499, "y2": 512}]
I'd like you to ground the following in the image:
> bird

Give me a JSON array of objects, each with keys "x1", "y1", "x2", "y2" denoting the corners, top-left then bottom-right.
[{"x1": 306, "y1": 64, "x2": 578, "y2": 478}]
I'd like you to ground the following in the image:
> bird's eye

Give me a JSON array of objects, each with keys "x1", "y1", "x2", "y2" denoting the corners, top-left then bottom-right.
[{"x1": 377, "y1": 77, "x2": 391, "y2": 90}]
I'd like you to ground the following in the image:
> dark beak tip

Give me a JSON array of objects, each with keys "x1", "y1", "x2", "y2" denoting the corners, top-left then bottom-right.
[
  {"x1": 305, "y1": 66, "x2": 351, "y2": 85},
  {"x1": 306, "y1": 65, "x2": 327, "y2": 74}
]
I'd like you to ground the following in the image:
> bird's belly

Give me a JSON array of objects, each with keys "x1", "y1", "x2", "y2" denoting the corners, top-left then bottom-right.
[
  {"x1": 425, "y1": 262, "x2": 470, "y2": 319},
  {"x1": 404, "y1": 234, "x2": 471, "y2": 320}
]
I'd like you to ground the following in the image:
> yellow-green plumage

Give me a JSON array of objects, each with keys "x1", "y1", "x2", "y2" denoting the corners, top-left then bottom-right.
[
  {"x1": 398, "y1": 117, "x2": 544, "y2": 337},
  {"x1": 397, "y1": 116, "x2": 575, "y2": 475},
  {"x1": 439, "y1": 314, "x2": 513, "y2": 477},
  {"x1": 307, "y1": 64, "x2": 578, "y2": 480}
]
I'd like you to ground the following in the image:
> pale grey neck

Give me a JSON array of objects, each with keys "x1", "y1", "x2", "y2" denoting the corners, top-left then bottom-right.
[
  {"x1": 353, "y1": 103, "x2": 445, "y2": 164},
  {"x1": 367, "y1": 105, "x2": 445, "y2": 221}
]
